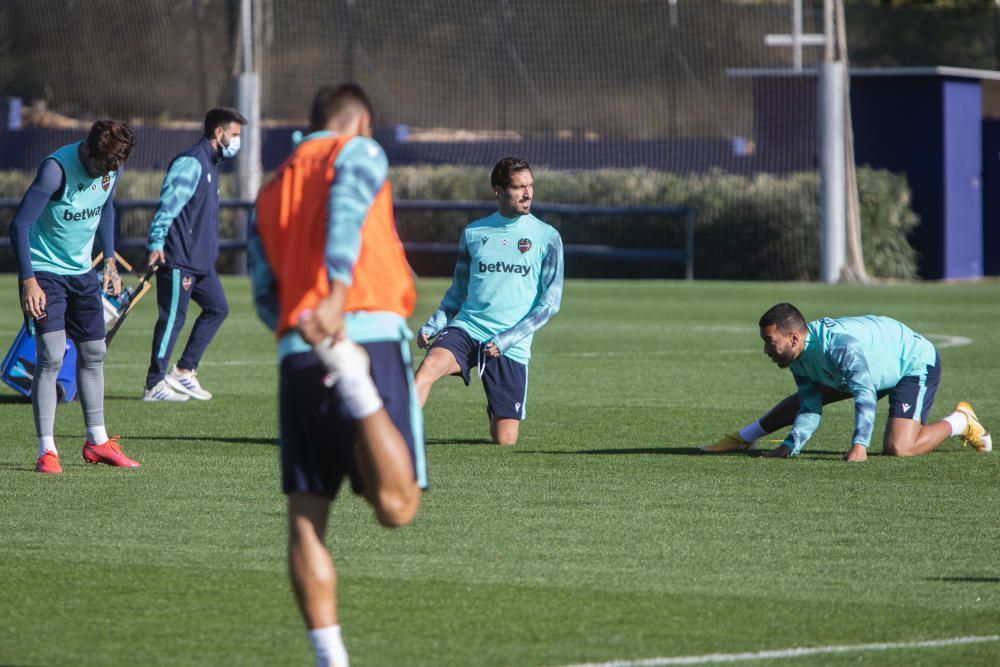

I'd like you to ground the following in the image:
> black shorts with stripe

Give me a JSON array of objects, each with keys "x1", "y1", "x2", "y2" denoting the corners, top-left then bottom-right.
[{"x1": 279, "y1": 340, "x2": 427, "y2": 497}]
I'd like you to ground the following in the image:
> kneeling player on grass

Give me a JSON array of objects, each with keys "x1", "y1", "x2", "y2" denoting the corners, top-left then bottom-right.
[
  {"x1": 251, "y1": 83, "x2": 426, "y2": 667},
  {"x1": 702, "y1": 303, "x2": 991, "y2": 460},
  {"x1": 10, "y1": 120, "x2": 142, "y2": 473},
  {"x1": 415, "y1": 157, "x2": 564, "y2": 446}
]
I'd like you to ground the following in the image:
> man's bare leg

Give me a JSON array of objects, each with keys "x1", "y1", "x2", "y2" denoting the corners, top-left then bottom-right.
[
  {"x1": 288, "y1": 493, "x2": 351, "y2": 667},
  {"x1": 353, "y1": 409, "x2": 421, "y2": 527},
  {"x1": 490, "y1": 415, "x2": 520, "y2": 446},
  {"x1": 288, "y1": 493, "x2": 337, "y2": 628},
  {"x1": 414, "y1": 348, "x2": 461, "y2": 408},
  {"x1": 881, "y1": 418, "x2": 953, "y2": 457}
]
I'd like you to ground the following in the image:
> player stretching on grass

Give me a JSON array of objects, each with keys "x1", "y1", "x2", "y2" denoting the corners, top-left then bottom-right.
[
  {"x1": 415, "y1": 157, "x2": 563, "y2": 446},
  {"x1": 250, "y1": 83, "x2": 426, "y2": 667},
  {"x1": 702, "y1": 303, "x2": 991, "y2": 460},
  {"x1": 9, "y1": 120, "x2": 141, "y2": 473},
  {"x1": 143, "y1": 107, "x2": 248, "y2": 402}
]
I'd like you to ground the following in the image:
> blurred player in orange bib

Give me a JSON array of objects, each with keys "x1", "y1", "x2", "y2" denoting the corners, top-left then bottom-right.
[{"x1": 250, "y1": 83, "x2": 426, "y2": 667}]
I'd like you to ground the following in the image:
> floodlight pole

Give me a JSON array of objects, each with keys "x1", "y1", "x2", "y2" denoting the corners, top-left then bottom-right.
[
  {"x1": 765, "y1": 0, "x2": 848, "y2": 283},
  {"x1": 235, "y1": 0, "x2": 261, "y2": 273},
  {"x1": 819, "y1": 0, "x2": 846, "y2": 283}
]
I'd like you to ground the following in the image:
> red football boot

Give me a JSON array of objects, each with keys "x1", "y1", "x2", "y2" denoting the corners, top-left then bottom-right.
[
  {"x1": 36, "y1": 451, "x2": 63, "y2": 474},
  {"x1": 82, "y1": 436, "x2": 141, "y2": 468}
]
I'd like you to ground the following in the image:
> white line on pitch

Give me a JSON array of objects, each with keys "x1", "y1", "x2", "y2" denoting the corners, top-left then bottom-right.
[
  {"x1": 925, "y1": 333, "x2": 973, "y2": 349},
  {"x1": 555, "y1": 634, "x2": 1000, "y2": 667}
]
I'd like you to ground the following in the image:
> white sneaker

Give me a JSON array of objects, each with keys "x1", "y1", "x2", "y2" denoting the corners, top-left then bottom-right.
[
  {"x1": 165, "y1": 366, "x2": 213, "y2": 400},
  {"x1": 313, "y1": 338, "x2": 370, "y2": 387},
  {"x1": 143, "y1": 379, "x2": 190, "y2": 402}
]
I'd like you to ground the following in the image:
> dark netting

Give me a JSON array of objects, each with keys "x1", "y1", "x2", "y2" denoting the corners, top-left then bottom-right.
[{"x1": 0, "y1": 1, "x2": 996, "y2": 278}]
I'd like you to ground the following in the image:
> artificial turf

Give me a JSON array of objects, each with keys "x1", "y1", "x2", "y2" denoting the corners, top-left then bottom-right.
[{"x1": 1, "y1": 276, "x2": 998, "y2": 666}]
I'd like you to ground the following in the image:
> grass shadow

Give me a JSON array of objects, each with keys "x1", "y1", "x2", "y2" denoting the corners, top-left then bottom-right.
[
  {"x1": 515, "y1": 446, "x2": 852, "y2": 457},
  {"x1": 125, "y1": 434, "x2": 278, "y2": 447},
  {"x1": 927, "y1": 576, "x2": 1000, "y2": 583},
  {"x1": 516, "y1": 446, "x2": 702, "y2": 456},
  {"x1": 426, "y1": 438, "x2": 494, "y2": 446},
  {"x1": 0, "y1": 464, "x2": 37, "y2": 472},
  {"x1": 747, "y1": 448, "x2": 847, "y2": 458}
]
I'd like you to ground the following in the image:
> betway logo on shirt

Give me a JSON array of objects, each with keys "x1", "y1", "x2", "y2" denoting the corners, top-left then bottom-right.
[
  {"x1": 63, "y1": 204, "x2": 104, "y2": 221},
  {"x1": 479, "y1": 260, "x2": 532, "y2": 277}
]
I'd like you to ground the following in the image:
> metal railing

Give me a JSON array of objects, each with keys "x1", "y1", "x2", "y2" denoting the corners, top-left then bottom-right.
[{"x1": 0, "y1": 198, "x2": 695, "y2": 279}]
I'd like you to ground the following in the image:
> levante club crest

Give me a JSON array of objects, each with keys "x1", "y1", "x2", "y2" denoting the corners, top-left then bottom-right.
[
  {"x1": 517, "y1": 238, "x2": 531, "y2": 254},
  {"x1": 101, "y1": 174, "x2": 111, "y2": 191}
]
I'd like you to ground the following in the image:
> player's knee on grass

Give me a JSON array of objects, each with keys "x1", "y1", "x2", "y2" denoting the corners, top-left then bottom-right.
[
  {"x1": 884, "y1": 442, "x2": 920, "y2": 457},
  {"x1": 883, "y1": 433, "x2": 917, "y2": 457},
  {"x1": 883, "y1": 419, "x2": 923, "y2": 457},
  {"x1": 492, "y1": 419, "x2": 519, "y2": 446}
]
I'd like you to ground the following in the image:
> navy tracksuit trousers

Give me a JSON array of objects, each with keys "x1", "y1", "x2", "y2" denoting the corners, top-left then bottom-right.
[{"x1": 145, "y1": 267, "x2": 228, "y2": 389}]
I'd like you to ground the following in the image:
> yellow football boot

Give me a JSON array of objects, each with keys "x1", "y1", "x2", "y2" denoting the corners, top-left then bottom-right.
[
  {"x1": 955, "y1": 402, "x2": 992, "y2": 453},
  {"x1": 700, "y1": 432, "x2": 755, "y2": 453}
]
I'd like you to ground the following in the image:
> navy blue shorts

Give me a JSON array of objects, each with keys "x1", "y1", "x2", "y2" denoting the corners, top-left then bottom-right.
[
  {"x1": 28, "y1": 271, "x2": 105, "y2": 342},
  {"x1": 886, "y1": 354, "x2": 941, "y2": 423},
  {"x1": 279, "y1": 340, "x2": 427, "y2": 498},
  {"x1": 428, "y1": 326, "x2": 528, "y2": 420}
]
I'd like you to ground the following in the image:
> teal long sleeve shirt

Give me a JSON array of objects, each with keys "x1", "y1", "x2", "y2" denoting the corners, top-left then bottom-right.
[
  {"x1": 420, "y1": 212, "x2": 564, "y2": 365},
  {"x1": 783, "y1": 316, "x2": 937, "y2": 455}
]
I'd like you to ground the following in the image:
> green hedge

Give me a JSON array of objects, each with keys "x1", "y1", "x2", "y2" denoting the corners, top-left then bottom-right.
[
  {"x1": 0, "y1": 166, "x2": 918, "y2": 280},
  {"x1": 391, "y1": 165, "x2": 919, "y2": 280}
]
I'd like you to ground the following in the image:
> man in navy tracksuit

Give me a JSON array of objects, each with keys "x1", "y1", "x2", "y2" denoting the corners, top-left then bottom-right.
[{"x1": 143, "y1": 107, "x2": 247, "y2": 402}]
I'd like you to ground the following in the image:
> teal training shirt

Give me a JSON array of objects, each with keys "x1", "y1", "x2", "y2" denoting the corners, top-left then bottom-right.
[
  {"x1": 783, "y1": 315, "x2": 938, "y2": 455},
  {"x1": 420, "y1": 212, "x2": 564, "y2": 365},
  {"x1": 30, "y1": 142, "x2": 118, "y2": 275}
]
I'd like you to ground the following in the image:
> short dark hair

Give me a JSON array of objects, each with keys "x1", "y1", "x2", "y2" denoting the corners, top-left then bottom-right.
[
  {"x1": 491, "y1": 157, "x2": 532, "y2": 188},
  {"x1": 204, "y1": 107, "x2": 248, "y2": 137},
  {"x1": 86, "y1": 119, "x2": 135, "y2": 172},
  {"x1": 309, "y1": 83, "x2": 373, "y2": 133},
  {"x1": 759, "y1": 303, "x2": 807, "y2": 333}
]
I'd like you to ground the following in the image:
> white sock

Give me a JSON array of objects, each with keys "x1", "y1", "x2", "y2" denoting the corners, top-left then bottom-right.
[
  {"x1": 38, "y1": 436, "x2": 57, "y2": 458},
  {"x1": 738, "y1": 420, "x2": 768, "y2": 443},
  {"x1": 86, "y1": 425, "x2": 109, "y2": 445},
  {"x1": 943, "y1": 412, "x2": 968, "y2": 437},
  {"x1": 308, "y1": 625, "x2": 349, "y2": 667}
]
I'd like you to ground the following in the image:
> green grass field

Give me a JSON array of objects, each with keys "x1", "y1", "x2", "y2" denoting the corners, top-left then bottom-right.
[{"x1": 1, "y1": 276, "x2": 998, "y2": 667}]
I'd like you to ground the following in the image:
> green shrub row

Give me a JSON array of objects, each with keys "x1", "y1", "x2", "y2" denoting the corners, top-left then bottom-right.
[
  {"x1": 0, "y1": 165, "x2": 918, "y2": 280},
  {"x1": 391, "y1": 165, "x2": 919, "y2": 280}
]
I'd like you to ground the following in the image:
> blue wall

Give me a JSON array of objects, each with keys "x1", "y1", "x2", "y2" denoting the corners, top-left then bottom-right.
[
  {"x1": 942, "y1": 80, "x2": 983, "y2": 279},
  {"x1": 851, "y1": 76, "x2": 947, "y2": 279}
]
